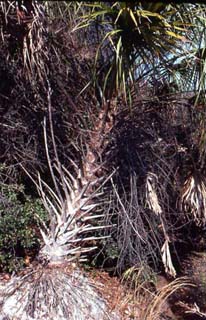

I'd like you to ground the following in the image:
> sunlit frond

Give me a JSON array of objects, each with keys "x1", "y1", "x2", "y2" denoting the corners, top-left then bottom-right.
[
  {"x1": 180, "y1": 173, "x2": 206, "y2": 226},
  {"x1": 73, "y1": 1, "x2": 194, "y2": 103}
]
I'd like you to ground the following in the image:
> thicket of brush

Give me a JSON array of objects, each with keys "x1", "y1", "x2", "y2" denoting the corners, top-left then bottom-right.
[
  {"x1": 0, "y1": 0, "x2": 206, "y2": 274},
  {"x1": 1, "y1": 1, "x2": 206, "y2": 319}
]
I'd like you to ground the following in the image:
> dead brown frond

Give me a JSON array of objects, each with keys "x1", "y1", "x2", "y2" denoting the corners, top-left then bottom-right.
[
  {"x1": 109, "y1": 91, "x2": 188, "y2": 274},
  {"x1": 178, "y1": 301, "x2": 206, "y2": 318},
  {"x1": 146, "y1": 172, "x2": 163, "y2": 216},
  {"x1": 143, "y1": 277, "x2": 194, "y2": 320},
  {"x1": 0, "y1": 0, "x2": 47, "y2": 81},
  {"x1": 161, "y1": 238, "x2": 176, "y2": 278},
  {"x1": 180, "y1": 173, "x2": 206, "y2": 226},
  {"x1": 145, "y1": 172, "x2": 176, "y2": 277}
]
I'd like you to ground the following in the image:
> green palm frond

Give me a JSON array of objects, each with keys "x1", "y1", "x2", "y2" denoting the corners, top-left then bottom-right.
[{"x1": 73, "y1": 1, "x2": 192, "y2": 102}]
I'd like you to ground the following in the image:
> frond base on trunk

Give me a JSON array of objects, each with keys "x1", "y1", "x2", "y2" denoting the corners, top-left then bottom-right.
[{"x1": 0, "y1": 265, "x2": 120, "y2": 320}]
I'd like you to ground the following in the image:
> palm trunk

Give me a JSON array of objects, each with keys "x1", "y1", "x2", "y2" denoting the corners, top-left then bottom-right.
[
  {"x1": 36, "y1": 95, "x2": 115, "y2": 266},
  {"x1": 0, "y1": 2, "x2": 119, "y2": 319},
  {"x1": 0, "y1": 8, "x2": 118, "y2": 308},
  {"x1": 0, "y1": 94, "x2": 118, "y2": 320}
]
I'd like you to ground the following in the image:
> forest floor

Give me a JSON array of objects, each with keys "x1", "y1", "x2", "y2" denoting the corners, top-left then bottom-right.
[
  {"x1": 0, "y1": 266, "x2": 173, "y2": 320},
  {"x1": 1, "y1": 262, "x2": 205, "y2": 320}
]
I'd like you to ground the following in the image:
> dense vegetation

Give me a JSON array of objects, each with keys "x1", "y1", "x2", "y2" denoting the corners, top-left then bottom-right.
[{"x1": 0, "y1": 1, "x2": 206, "y2": 319}]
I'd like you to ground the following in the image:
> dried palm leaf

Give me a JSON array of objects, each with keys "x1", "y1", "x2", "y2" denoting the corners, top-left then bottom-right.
[
  {"x1": 143, "y1": 277, "x2": 193, "y2": 320},
  {"x1": 0, "y1": 0, "x2": 47, "y2": 81},
  {"x1": 161, "y1": 239, "x2": 176, "y2": 278},
  {"x1": 180, "y1": 173, "x2": 206, "y2": 226},
  {"x1": 145, "y1": 172, "x2": 162, "y2": 216},
  {"x1": 145, "y1": 172, "x2": 176, "y2": 277}
]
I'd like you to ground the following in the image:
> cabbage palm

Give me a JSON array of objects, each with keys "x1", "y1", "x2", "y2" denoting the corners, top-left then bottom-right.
[
  {"x1": 175, "y1": 6, "x2": 206, "y2": 227},
  {"x1": 1, "y1": 1, "x2": 206, "y2": 319},
  {"x1": 0, "y1": 1, "x2": 119, "y2": 319},
  {"x1": 74, "y1": 1, "x2": 206, "y2": 275},
  {"x1": 74, "y1": 1, "x2": 191, "y2": 102}
]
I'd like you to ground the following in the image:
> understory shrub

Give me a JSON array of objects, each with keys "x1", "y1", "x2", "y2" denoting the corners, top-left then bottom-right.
[{"x1": 0, "y1": 183, "x2": 47, "y2": 273}]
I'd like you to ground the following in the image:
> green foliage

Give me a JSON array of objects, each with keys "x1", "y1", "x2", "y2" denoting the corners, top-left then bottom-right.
[
  {"x1": 74, "y1": 1, "x2": 190, "y2": 102},
  {"x1": 0, "y1": 183, "x2": 47, "y2": 273}
]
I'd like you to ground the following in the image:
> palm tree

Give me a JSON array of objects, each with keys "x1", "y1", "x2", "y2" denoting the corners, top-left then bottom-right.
[
  {"x1": 74, "y1": 2, "x2": 190, "y2": 102},
  {"x1": 1, "y1": 1, "x2": 206, "y2": 319},
  {"x1": 74, "y1": 1, "x2": 205, "y2": 275},
  {"x1": 0, "y1": 1, "x2": 119, "y2": 319},
  {"x1": 176, "y1": 6, "x2": 206, "y2": 228},
  {"x1": 0, "y1": 89, "x2": 118, "y2": 319}
]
